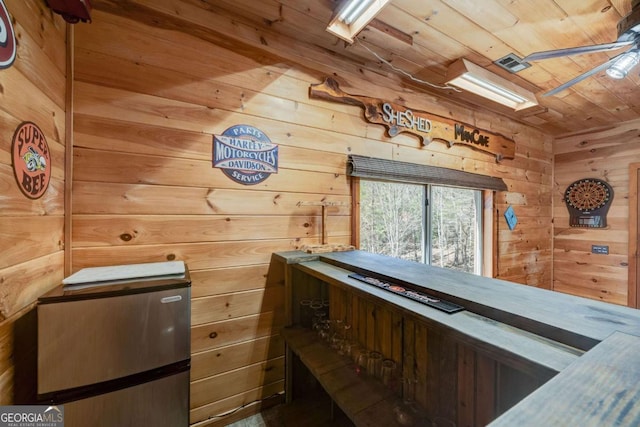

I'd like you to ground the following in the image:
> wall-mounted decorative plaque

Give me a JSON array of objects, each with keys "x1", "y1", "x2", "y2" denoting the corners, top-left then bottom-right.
[
  {"x1": 309, "y1": 77, "x2": 516, "y2": 162},
  {"x1": 504, "y1": 205, "x2": 517, "y2": 230},
  {"x1": 564, "y1": 178, "x2": 613, "y2": 228},
  {"x1": 11, "y1": 122, "x2": 51, "y2": 199},
  {"x1": 213, "y1": 124, "x2": 278, "y2": 185}
]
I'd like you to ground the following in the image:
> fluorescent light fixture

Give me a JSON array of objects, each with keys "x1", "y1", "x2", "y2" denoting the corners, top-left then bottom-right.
[
  {"x1": 339, "y1": 0, "x2": 374, "y2": 24},
  {"x1": 606, "y1": 49, "x2": 640, "y2": 79},
  {"x1": 446, "y1": 58, "x2": 538, "y2": 111},
  {"x1": 327, "y1": 0, "x2": 391, "y2": 43}
]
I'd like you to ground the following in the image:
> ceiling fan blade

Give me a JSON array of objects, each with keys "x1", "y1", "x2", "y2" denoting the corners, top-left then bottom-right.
[
  {"x1": 523, "y1": 40, "x2": 634, "y2": 61},
  {"x1": 543, "y1": 54, "x2": 624, "y2": 96}
]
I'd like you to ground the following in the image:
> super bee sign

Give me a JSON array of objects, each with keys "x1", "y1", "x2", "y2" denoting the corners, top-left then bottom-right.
[
  {"x1": 213, "y1": 125, "x2": 278, "y2": 185},
  {"x1": 11, "y1": 122, "x2": 51, "y2": 199}
]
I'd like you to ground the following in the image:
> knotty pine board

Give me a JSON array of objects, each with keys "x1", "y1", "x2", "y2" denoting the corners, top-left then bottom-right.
[
  {"x1": 0, "y1": 67, "x2": 65, "y2": 144},
  {"x1": 0, "y1": 217, "x2": 64, "y2": 270},
  {"x1": 0, "y1": 167, "x2": 65, "y2": 217},
  {"x1": 191, "y1": 310, "x2": 286, "y2": 355},
  {"x1": 191, "y1": 287, "x2": 284, "y2": 326},
  {"x1": 0, "y1": 252, "x2": 64, "y2": 321},
  {"x1": 11, "y1": 23, "x2": 66, "y2": 109},
  {"x1": 7, "y1": 0, "x2": 66, "y2": 69},
  {"x1": 189, "y1": 380, "x2": 284, "y2": 426},
  {"x1": 191, "y1": 334, "x2": 285, "y2": 381},
  {"x1": 73, "y1": 127, "x2": 349, "y2": 176},
  {"x1": 72, "y1": 148, "x2": 351, "y2": 194},
  {"x1": 71, "y1": 182, "x2": 222, "y2": 215},
  {"x1": 71, "y1": 215, "x2": 351, "y2": 246},
  {"x1": 71, "y1": 238, "x2": 351, "y2": 271},
  {"x1": 71, "y1": 183, "x2": 351, "y2": 217},
  {"x1": 190, "y1": 356, "x2": 285, "y2": 409},
  {"x1": 189, "y1": 265, "x2": 272, "y2": 299},
  {"x1": 553, "y1": 124, "x2": 640, "y2": 155},
  {"x1": 72, "y1": 111, "x2": 386, "y2": 162}
]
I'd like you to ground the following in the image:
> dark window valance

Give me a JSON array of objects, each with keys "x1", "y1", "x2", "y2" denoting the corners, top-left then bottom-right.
[{"x1": 347, "y1": 155, "x2": 508, "y2": 192}]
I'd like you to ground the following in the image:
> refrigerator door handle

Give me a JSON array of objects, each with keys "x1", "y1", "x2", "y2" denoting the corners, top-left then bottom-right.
[{"x1": 160, "y1": 295, "x2": 183, "y2": 304}]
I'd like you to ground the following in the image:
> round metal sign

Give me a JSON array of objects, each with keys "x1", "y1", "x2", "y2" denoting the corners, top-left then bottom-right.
[
  {"x1": 213, "y1": 124, "x2": 279, "y2": 185},
  {"x1": 11, "y1": 122, "x2": 52, "y2": 199}
]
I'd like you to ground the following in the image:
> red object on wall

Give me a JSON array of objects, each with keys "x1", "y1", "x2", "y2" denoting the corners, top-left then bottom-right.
[{"x1": 45, "y1": 0, "x2": 91, "y2": 23}]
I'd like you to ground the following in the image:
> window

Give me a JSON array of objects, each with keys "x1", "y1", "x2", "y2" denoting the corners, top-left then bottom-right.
[
  {"x1": 348, "y1": 155, "x2": 504, "y2": 276},
  {"x1": 359, "y1": 180, "x2": 483, "y2": 275}
]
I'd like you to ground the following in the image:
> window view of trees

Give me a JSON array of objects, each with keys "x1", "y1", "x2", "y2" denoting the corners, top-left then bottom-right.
[
  {"x1": 359, "y1": 180, "x2": 480, "y2": 274},
  {"x1": 359, "y1": 181, "x2": 423, "y2": 262},
  {"x1": 430, "y1": 186, "x2": 479, "y2": 274}
]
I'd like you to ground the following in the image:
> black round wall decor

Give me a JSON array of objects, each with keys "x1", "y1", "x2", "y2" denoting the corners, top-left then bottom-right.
[{"x1": 564, "y1": 178, "x2": 613, "y2": 228}]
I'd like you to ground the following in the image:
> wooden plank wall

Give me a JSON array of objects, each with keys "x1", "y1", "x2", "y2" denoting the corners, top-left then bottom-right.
[
  {"x1": 72, "y1": 2, "x2": 553, "y2": 425},
  {"x1": 553, "y1": 118, "x2": 640, "y2": 305},
  {"x1": 0, "y1": 0, "x2": 67, "y2": 404}
]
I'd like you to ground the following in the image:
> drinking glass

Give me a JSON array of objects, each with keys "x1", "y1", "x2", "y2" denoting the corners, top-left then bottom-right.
[
  {"x1": 342, "y1": 322, "x2": 352, "y2": 342},
  {"x1": 367, "y1": 351, "x2": 383, "y2": 379},
  {"x1": 355, "y1": 348, "x2": 368, "y2": 376},
  {"x1": 339, "y1": 339, "x2": 354, "y2": 357},
  {"x1": 299, "y1": 299, "x2": 312, "y2": 328},
  {"x1": 318, "y1": 319, "x2": 331, "y2": 342},
  {"x1": 393, "y1": 398, "x2": 421, "y2": 426},
  {"x1": 401, "y1": 376, "x2": 418, "y2": 402},
  {"x1": 310, "y1": 301, "x2": 326, "y2": 334},
  {"x1": 337, "y1": 323, "x2": 353, "y2": 356},
  {"x1": 330, "y1": 319, "x2": 343, "y2": 349},
  {"x1": 350, "y1": 343, "x2": 364, "y2": 363},
  {"x1": 381, "y1": 358, "x2": 398, "y2": 390}
]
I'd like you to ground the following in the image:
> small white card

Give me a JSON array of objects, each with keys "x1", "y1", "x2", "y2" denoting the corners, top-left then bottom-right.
[{"x1": 63, "y1": 261, "x2": 185, "y2": 285}]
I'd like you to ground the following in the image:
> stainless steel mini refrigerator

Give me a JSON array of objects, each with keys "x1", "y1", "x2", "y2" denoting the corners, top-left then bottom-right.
[{"x1": 36, "y1": 261, "x2": 191, "y2": 427}]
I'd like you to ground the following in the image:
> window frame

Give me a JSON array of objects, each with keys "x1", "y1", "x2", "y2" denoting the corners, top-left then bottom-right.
[{"x1": 352, "y1": 177, "x2": 495, "y2": 278}]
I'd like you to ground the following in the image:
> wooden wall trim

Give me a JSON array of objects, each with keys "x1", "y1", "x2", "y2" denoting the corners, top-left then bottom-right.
[
  {"x1": 628, "y1": 163, "x2": 640, "y2": 308},
  {"x1": 483, "y1": 190, "x2": 496, "y2": 278},
  {"x1": 64, "y1": 24, "x2": 74, "y2": 276},
  {"x1": 351, "y1": 178, "x2": 360, "y2": 248}
]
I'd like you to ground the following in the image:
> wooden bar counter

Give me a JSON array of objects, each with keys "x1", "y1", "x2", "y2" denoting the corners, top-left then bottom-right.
[{"x1": 269, "y1": 250, "x2": 640, "y2": 427}]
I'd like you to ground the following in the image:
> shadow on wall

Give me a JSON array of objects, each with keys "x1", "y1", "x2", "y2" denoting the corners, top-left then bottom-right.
[{"x1": 13, "y1": 308, "x2": 37, "y2": 404}]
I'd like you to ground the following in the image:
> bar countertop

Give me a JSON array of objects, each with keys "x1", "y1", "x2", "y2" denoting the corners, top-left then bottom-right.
[{"x1": 276, "y1": 250, "x2": 640, "y2": 350}]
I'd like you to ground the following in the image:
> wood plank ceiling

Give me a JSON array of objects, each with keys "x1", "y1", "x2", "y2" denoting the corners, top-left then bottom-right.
[{"x1": 93, "y1": 0, "x2": 640, "y2": 136}]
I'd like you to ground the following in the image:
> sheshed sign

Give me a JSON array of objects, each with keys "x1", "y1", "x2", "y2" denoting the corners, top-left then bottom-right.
[
  {"x1": 310, "y1": 78, "x2": 516, "y2": 161},
  {"x1": 213, "y1": 125, "x2": 278, "y2": 185}
]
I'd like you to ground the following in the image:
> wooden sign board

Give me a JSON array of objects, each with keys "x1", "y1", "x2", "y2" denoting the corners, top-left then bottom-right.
[{"x1": 309, "y1": 78, "x2": 516, "y2": 161}]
